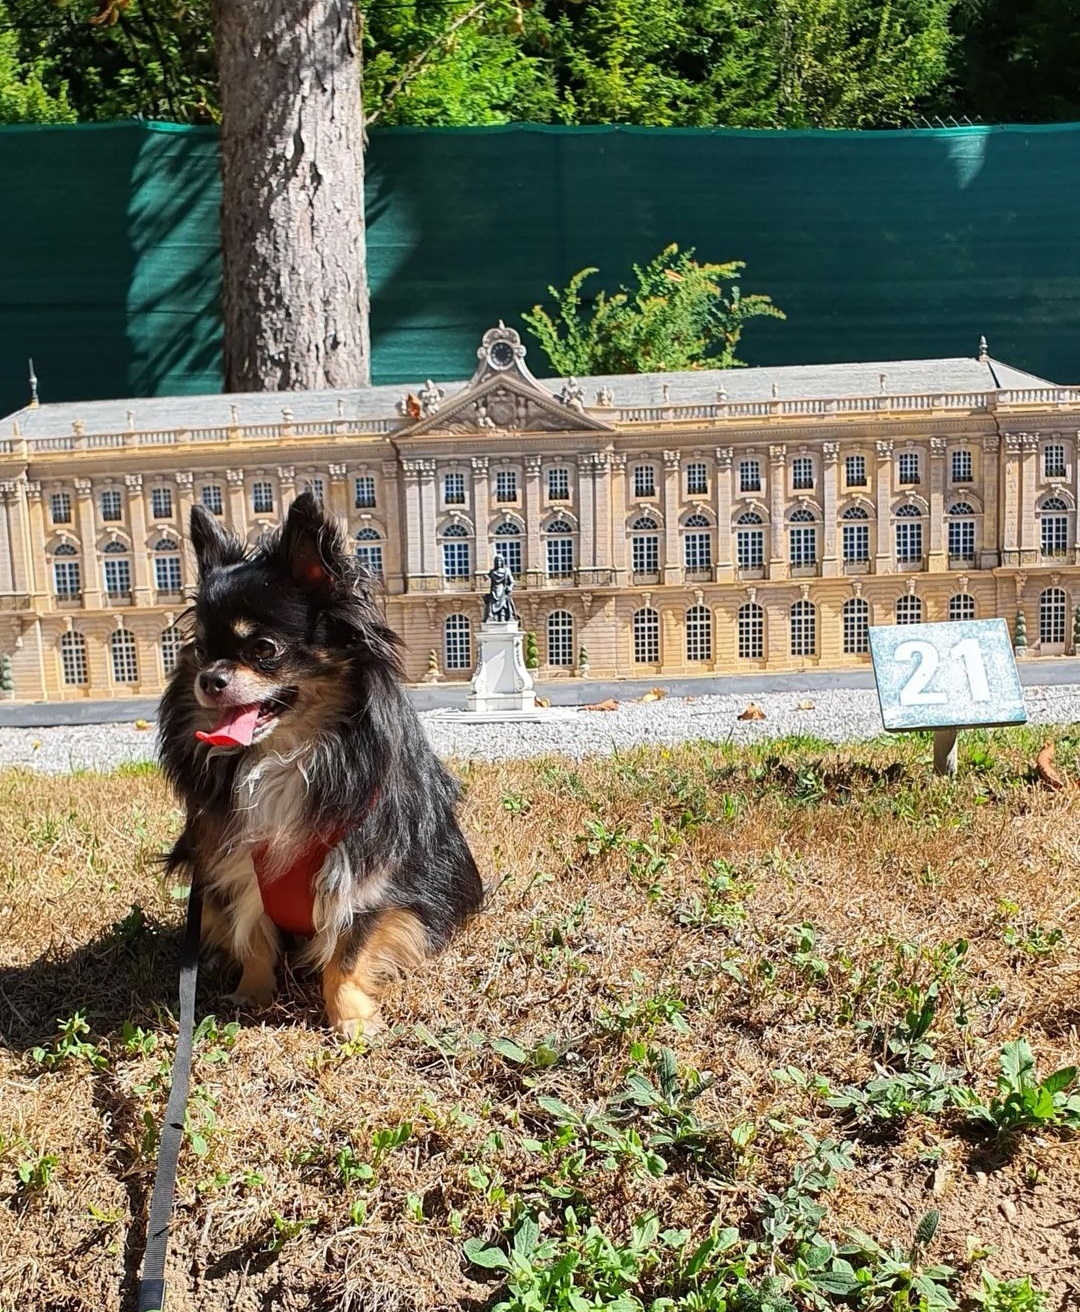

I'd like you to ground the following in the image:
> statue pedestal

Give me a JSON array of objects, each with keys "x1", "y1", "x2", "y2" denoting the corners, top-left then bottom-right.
[{"x1": 467, "y1": 621, "x2": 536, "y2": 714}]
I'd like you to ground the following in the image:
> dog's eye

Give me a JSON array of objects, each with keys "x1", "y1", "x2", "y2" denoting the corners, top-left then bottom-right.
[
  {"x1": 249, "y1": 638, "x2": 280, "y2": 665},
  {"x1": 192, "y1": 640, "x2": 208, "y2": 664}
]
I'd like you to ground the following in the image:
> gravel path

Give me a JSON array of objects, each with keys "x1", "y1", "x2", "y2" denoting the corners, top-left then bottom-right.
[{"x1": 1, "y1": 684, "x2": 1078, "y2": 775}]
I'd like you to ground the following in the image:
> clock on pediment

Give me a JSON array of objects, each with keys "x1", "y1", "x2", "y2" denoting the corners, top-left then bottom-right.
[
  {"x1": 477, "y1": 321, "x2": 526, "y2": 377},
  {"x1": 488, "y1": 339, "x2": 516, "y2": 370}
]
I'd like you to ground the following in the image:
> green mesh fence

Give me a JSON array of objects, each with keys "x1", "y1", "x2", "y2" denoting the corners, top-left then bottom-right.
[{"x1": 2, "y1": 120, "x2": 1080, "y2": 416}]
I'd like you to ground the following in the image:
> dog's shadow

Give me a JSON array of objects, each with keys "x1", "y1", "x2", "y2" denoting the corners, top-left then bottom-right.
[{"x1": 0, "y1": 911, "x2": 331, "y2": 1312}]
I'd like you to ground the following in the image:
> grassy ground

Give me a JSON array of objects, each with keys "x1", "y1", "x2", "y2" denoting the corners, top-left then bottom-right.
[{"x1": 0, "y1": 730, "x2": 1078, "y2": 1312}]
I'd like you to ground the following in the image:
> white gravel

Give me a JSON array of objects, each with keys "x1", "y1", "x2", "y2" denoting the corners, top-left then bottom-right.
[{"x1": 1, "y1": 684, "x2": 1078, "y2": 774}]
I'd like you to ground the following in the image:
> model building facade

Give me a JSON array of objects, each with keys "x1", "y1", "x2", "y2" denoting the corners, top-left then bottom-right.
[{"x1": 0, "y1": 324, "x2": 1077, "y2": 701}]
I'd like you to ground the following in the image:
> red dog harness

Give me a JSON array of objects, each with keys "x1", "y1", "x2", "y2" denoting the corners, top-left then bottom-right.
[{"x1": 251, "y1": 831, "x2": 345, "y2": 938}]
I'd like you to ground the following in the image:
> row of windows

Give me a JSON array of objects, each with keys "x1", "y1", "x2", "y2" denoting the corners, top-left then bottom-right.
[
  {"x1": 48, "y1": 476, "x2": 380, "y2": 529},
  {"x1": 45, "y1": 444, "x2": 1077, "y2": 533},
  {"x1": 55, "y1": 585, "x2": 1078, "y2": 687},
  {"x1": 441, "y1": 590, "x2": 1069, "y2": 671},
  {"x1": 58, "y1": 625, "x2": 184, "y2": 687},
  {"x1": 50, "y1": 530, "x2": 386, "y2": 600}
]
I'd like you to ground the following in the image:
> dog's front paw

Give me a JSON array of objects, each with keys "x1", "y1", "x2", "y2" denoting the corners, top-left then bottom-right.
[
  {"x1": 225, "y1": 988, "x2": 276, "y2": 1011},
  {"x1": 325, "y1": 982, "x2": 382, "y2": 1040}
]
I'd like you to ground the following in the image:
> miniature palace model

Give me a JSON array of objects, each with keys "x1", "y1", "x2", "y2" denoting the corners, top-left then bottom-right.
[{"x1": 1, "y1": 323, "x2": 1080, "y2": 701}]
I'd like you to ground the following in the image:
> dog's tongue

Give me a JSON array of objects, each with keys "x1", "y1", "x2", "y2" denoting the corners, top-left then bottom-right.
[{"x1": 195, "y1": 704, "x2": 261, "y2": 748}]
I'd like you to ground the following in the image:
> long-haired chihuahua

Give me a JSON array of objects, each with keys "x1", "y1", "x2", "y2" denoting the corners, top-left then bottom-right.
[{"x1": 158, "y1": 492, "x2": 483, "y2": 1037}]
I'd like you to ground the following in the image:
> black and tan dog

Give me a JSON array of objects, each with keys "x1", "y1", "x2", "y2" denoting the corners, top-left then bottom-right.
[{"x1": 158, "y1": 493, "x2": 483, "y2": 1037}]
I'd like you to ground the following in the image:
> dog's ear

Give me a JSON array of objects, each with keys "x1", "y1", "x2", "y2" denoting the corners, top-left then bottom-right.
[
  {"x1": 189, "y1": 505, "x2": 245, "y2": 576},
  {"x1": 274, "y1": 492, "x2": 347, "y2": 591}
]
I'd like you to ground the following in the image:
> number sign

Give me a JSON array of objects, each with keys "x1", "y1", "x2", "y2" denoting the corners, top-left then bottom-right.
[{"x1": 868, "y1": 619, "x2": 1027, "y2": 732}]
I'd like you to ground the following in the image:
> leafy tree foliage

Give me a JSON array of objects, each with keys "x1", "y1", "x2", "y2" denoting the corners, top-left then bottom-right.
[
  {"x1": 0, "y1": 6, "x2": 76, "y2": 123},
  {"x1": 522, "y1": 244, "x2": 784, "y2": 375},
  {"x1": 3, "y1": 0, "x2": 1076, "y2": 131}
]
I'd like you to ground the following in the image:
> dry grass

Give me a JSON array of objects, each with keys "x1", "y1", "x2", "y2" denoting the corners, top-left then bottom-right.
[{"x1": 0, "y1": 731, "x2": 1078, "y2": 1312}]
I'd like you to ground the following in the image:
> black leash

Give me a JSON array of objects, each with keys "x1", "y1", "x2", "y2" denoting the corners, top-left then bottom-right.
[{"x1": 136, "y1": 882, "x2": 202, "y2": 1312}]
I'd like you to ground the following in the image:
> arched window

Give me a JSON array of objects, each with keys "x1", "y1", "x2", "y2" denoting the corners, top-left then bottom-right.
[
  {"x1": 102, "y1": 540, "x2": 132, "y2": 598},
  {"x1": 161, "y1": 624, "x2": 183, "y2": 677},
  {"x1": 52, "y1": 542, "x2": 81, "y2": 601},
  {"x1": 444, "y1": 614, "x2": 472, "y2": 671},
  {"x1": 153, "y1": 536, "x2": 182, "y2": 594},
  {"x1": 441, "y1": 523, "x2": 472, "y2": 580},
  {"x1": 736, "y1": 511, "x2": 764, "y2": 570},
  {"x1": 896, "y1": 595, "x2": 923, "y2": 625},
  {"x1": 685, "y1": 605, "x2": 712, "y2": 662},
  {"x1": 948, "y1": 594, "x2": 976, "y2": 622},
  {"x1": 632, "y1": 608, "x2": 660, "y2": 663},
  {"x1": 895, "y1": 504, "x2": 923, "y2": 566},
  {"x1": 355, "y1": 527, "x2": 384, "y2": 579},
  {"x1": 546, "y1": 610, "x2": 574, "y2": 667},
  {"x1": 491, "y1": 520, "x2": 523, "y2": 574},
  {"x1": 789, "y1": 508, "x2": 817, "y2": 568},
  {"x1": 110, "y1": 629, "x2": 139, "y2": 684},
  {"x1": 738, "y1": 602, "x2": 764, "y2": 659},
  {"x1": 842, "y1": 597, "x2": 869, "y2": 654},
  {"x1": 683, "y1": 514, "x2": 713, "y2": 575},
  {"x1": 631, "y1": 517, "x2": 660, "y2": 578},
  {"x1": 790, "y1": 599, "x2": 816, "y2": 656},
  {"x1": 59, "y1": 631, "x2": 88, "y2": 686},
  {"x1": 1039, "y1": 496, "x2": 1070, "y2": 557},
  {"x1": 1040, "y1": 587, "x2": 1067, "y2": 646},
  {"x1": 545, "y1": 519, "x2": 575, "y2": 579},
  {"x1": 947, "y1": 502, "x2": 976, "y2": 564},
  {"x1": 842, "y1": 505, "x2": 870, "y2": 565}
]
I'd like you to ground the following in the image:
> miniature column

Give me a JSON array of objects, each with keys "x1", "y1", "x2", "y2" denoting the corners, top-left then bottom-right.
[
  {"x1": 574, "y1": 454, "x2": 595, "y2": 573},
  {"x1": 1000, "y1": 437, "x2": 1021, "y2": 565},
  {"x1": 1019, "y1": 433, "x2": 1039, "y2": 561},
  {"x1": 328, "y1": 464, "x2": 349, "y2": 521},
  {"x1": 275, "y1": 465, "x2": 297, "y2": 512},
  {"x1": 591, "y1": 452, "x2": 612, "y2": 578},
  {"x1": 768, "y1": 445, "x2": 787, "y2": 579},
  {"x1": 928, "y1": 438, "x2": 946, "y2": 571},
  {"x1": 125, "y1": 474, "x2": 151, "y2": 604},
  {"x1": 874, "y1": 441, "x2": 893, "y2": 570},
  {"x1": 380, "y1": 459, "x2": 404, "y2": 593},
  {"x1": 418, "y1": 459, "x2": 438, "y2": 578},
  {"x1": 0, "y1": 483, "x2": 13, "y2": 592},
  {"x1": 981, "y1": 434, "x2": 1001, "y2": 567},
  {"x1": 524, "y1": 456, "x2": 542, "y2": 576},
  {"x1": 715, "y1": 447, "x2": 733, "y2": 578},
  {"x1": 73, "y1": 478, "x2": 102, "y2": 608},
  {"x1": 609, "y1": 454, "x2": 628, "y2": 583},
  {"x1": 472, "y1": 457, "x2": 491, "y2": 573},
  {"x1": 821, "y1": 443, "x2": 839, "y2": 575},
  {"x1": 400, "y1": 460, "x2": 424, "y2": 581},
  {"x1": 663, "y1": 450, "x2": 681, "y2": 584},
  {"x1": 226, "y1": 469, "x2": 247, "y2": 538}
]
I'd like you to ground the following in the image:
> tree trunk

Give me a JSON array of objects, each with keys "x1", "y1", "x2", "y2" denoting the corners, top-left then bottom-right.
[{"x1": 216, "y1": 0, "x2": 370, "y2": 391}]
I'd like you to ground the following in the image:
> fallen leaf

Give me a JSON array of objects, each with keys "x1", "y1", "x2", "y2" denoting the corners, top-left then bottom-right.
[
  {"x1": 639, "y1": 687, "x2": 668, "y2": 702},
  {"x1": 582, "y1": 699, "x2": 619, "y2": 712},
  {"x1": 535, "y1": 697, "x2": 551, "y2": 709},
  {"x1": 1036, "y1": 742, "x2": 1070, "y2": 790},
  {"x1": 737, "y1": 703, "x2": 766, "y2": 722},
  {"x1": 796, "y1": 699, "x2": 815, "y2": 711},
  {"x1": 134, "y1": 719, "x2": 151, "y2": 730},
  {"x1": 31, "y1": 740, "x2": 41, "y2": 750}
]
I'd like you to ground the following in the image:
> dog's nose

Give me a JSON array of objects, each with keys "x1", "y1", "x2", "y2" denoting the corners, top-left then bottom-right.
[{"x1": 198, "y1": 669, "x2": 231, "y2": 695}]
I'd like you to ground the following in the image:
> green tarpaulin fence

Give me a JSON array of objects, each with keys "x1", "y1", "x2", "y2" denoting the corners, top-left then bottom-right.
[{"x1": 1, "y1": 119, "x2": 1079, "y2": 416}]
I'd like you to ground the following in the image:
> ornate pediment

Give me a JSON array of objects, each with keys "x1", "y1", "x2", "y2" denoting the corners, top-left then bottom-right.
[{"x1": 397, "y1": 324, "x2": 615, "y2": 437}]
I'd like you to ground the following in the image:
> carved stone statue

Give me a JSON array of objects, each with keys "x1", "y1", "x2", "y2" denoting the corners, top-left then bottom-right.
[
  {"x1": 482, "y1": 554, "x2": 518, "y2": 623},
  {"x1": 419, "y1": 379, "x2": 445, "y2": 416},
  {"x1": 558, "y1": 377, "x2": 586, "y2": 412}
]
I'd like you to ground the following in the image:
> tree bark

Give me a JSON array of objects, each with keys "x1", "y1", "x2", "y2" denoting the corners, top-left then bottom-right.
[{"x1": 216, "y1": 0, "x2": 370, "y2": 392}]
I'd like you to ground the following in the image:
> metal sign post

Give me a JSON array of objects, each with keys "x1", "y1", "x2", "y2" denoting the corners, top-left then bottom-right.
[{"x1": 868, "y1": 618, "x2": 1027, "y2": 775}]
